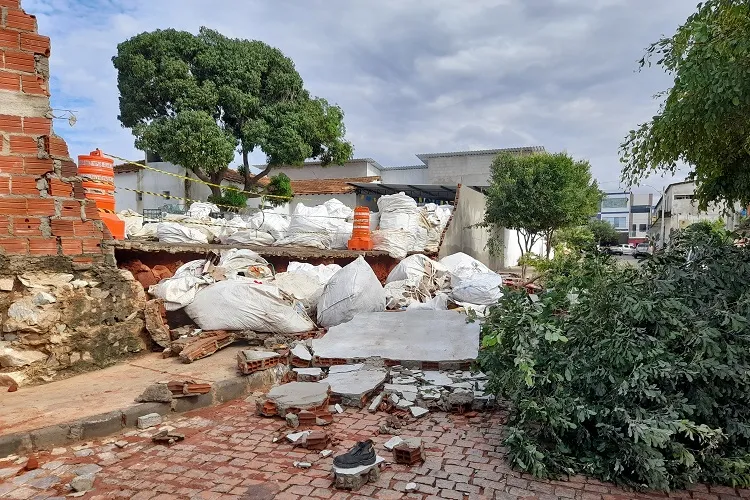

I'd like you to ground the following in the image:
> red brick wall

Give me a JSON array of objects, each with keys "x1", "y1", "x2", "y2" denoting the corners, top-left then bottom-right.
[{"x1": 0, "y1": 0, "x2": 110, "y2": 263}]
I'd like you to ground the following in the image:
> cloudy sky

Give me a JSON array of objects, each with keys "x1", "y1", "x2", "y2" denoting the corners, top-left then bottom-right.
[{"x1": 27, "y1": 0, "x2": 696, "y2": 192}]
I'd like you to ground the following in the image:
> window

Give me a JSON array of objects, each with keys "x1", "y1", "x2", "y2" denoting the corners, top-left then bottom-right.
[
  {"x1": 602, "y1": 197, "x2": 628, "y2": 209},
  {"x1": 674, "y1": 194, "x2": 695, "y2": 200},
  {"x1": 632, "y1": 224, "x2": 637, "y2": 232},
  {"x1": 136, "y1": 192, "x2": 143, "y2": 202},
  {"x1": 162, "y1": 190, "x2": 171, "y2": 200},
  {"x1": 639, "y1": 224, "x2": 648, "y2": 232},
  {"x1": 603, "y1": 216, "x2": 627, "y2": 229}
]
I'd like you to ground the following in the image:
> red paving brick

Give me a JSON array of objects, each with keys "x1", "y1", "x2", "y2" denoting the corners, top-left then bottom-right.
[{"x1": 1, "y1": 400, "x2": 749, "y2": 499}]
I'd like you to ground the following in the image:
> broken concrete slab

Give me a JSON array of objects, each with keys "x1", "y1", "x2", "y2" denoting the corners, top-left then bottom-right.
[
  {"x1": 420, "y1": 371, "x2": 453, "y2": 387},
  {"x1": 410, "y1": 407, "x2": 429, "y2": 418},
  {"x1": 383, "y1": 436, "x2": 404, "y2": 450},
  {"x1": 136, "y1": 413, "x2": 162, "y2": 430},
  {"x1": 293, "y1": 367, "x2": 323, "y2": 382},
  {"x1": 312, "y1": 311, "x2": 479, "y2": 366},
  {"x1": 322, "y1": 369, "x2": 387, "y2": 408},
  {"x1": 258, "y1": 382, "x2": 330, "y2": 417},
  {"x1": 368, "y1": 393, "x2": 384, "y2": 413},
  {"x1": 291, "y1": 344, "x2": 312, "y2": 362},
  {"x1": 328, "y1": 364, "x2": 363, "y2": 375}
]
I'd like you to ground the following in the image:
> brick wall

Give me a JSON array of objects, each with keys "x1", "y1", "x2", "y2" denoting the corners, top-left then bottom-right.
[{"x1": 0, "y1": 0, "x2": 110, "y2": 264}]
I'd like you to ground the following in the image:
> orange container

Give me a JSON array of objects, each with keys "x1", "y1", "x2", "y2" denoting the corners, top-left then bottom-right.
[
  {"x1": 77, "y1": 149, "x2": 124, "y2": 239},
  {"x1": 348, "y1": 206, "x2": 373, "y2": 251}
]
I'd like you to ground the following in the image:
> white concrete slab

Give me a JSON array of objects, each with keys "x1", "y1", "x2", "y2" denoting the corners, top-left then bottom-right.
[{"x1": 311, "y1": 311, "x2": 479, "y2": 363}]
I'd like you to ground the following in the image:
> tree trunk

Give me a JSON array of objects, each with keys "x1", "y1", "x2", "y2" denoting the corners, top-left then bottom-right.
[
  {"x1": 545, "y1": 229, "x2": 554, "y2": 259},
  {"x1": 191, "y1": 167, "x2": 224, "y2": 201}
]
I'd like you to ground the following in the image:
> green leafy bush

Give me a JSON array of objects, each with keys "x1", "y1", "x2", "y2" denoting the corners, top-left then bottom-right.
[
  {"x1": 264, "y1": 173, "x2": 293, "y2": 208},
  {"x1": 479, "y1": 226, "x2": 750, "y2": 490},
  {"x1": 208, "y1": 188, "x2": 249, "y2": 209}
]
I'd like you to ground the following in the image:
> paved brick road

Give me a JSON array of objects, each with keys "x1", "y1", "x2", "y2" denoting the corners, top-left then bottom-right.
[{"x1": 0, "y1": 399, "x2": 747, "y2": 499}]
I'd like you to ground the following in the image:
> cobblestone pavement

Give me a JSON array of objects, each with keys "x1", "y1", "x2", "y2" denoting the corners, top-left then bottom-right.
[{"x1": 1, "y1": 399, "x2": 748, "y2": 500}]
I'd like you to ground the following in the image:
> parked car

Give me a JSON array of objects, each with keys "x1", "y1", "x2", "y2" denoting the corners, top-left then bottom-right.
[
  {"x1": 634, "y1": 243, "x2": 652, "y2": 259},
  {"x1": 605, "y1": 244, "x2": 635, "y2": 256}
]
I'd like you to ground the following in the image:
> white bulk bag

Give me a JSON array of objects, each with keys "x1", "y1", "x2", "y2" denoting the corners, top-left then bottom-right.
[
  {"x1": 372, "y1": 230, "x2": 413, "y2": 259},
  {"x1": 186, "y1": 280, "x2": 315, "y2": 333},
  {"x1": 439, "y1": 252, "x2": 493, "y2": 286},
  {"x1": 157, "y1": 222, "x2": 209, "y2": 244},
  {"x1": 287, "y1": 262, "x2": 342, "y2": 284},
  {"x1": 186, "y1": 202, "x2": 219, "y2": 219},
  {"x1": 272, "y1": 272, "x2": 325, "y2": 315},
  {"x1": 218, "y1": 249, "x2": 272, "y2": 279},
  {"x1": 247, "y1": 212, "x2": 290, "y2": 240},
  {"x1": 223, "y1": 229, "x2": 275, "y2": 246},
  {"x1": 274, "y1": 203, "x2": 333, "y2": 249},
  {"x1": 317, "y1": 256, "x2": 386, "y2": 327},
  {"x1": 450, "y1": 273, "x2": 504, "y2": 305},
  {"x1": 386, "y1": 254, "x2": 448, "y2": 285},
  {"x1": 149, "y1": 275, "x2": 212, "y2": 311},
  {"x1": 117, "y1": 209, "x2": 144, "y2": 238},
  {"x1": 406, "y1": 293, "x2": 451, "y2": 311}
]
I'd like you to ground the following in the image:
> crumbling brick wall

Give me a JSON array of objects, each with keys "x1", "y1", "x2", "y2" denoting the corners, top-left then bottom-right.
[
  {"x1": 0, "y1": 0, "x2": 110, "y2": 262},
  {"x1": 0, "y1": 1, "x2": 148, "y2": 388}
]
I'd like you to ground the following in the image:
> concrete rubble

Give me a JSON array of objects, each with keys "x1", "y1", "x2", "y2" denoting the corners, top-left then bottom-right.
[{"x1": 257, "y1": 382, "x2": 331, "y2": 417}]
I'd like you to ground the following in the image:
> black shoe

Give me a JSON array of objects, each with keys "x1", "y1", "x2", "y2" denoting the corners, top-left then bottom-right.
[{"x1": 333, "y1": 439, "x2": 376, "y2": 468}]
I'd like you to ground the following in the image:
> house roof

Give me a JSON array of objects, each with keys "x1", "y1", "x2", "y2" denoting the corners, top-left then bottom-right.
[
  {"x1": 113, "y1": 161, "x2": 245, "y2": 185},
  {"x1": 258, "y1": 158, "x2": 384, "y2": 171},
  {"x1": 379, "y1": 164, "x2": 428, "y2": 171},
  {"x1": 113, "y1": 161, "x2": 146, "y2": 174},
  {"x1": 291, "y1": 176, "x2": 381, "y2": 195},
  {"x1": 416, "y1": 146, "x2": 545, "y2": 162}
]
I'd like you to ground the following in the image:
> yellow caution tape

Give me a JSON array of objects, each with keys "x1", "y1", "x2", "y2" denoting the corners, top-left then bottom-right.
[
  {"x1": 115, "y1": 186, "x2": 245, "y2": 211},
  {"x1": 103, "y1": 153, "x2": 292, "y2": 201}
]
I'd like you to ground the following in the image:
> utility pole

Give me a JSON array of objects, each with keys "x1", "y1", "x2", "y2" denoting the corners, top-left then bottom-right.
[{"x1": 660, "y1": 188, "x2": 666, "y2": 249}]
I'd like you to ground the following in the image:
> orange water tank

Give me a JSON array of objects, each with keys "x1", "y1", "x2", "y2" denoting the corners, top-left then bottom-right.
[
  {"x1": 77, "y1": 149, "x2": 125, "y2": 240},
  {"x1": 348, "y1": 206, "x2": 373, "y2": 251}
]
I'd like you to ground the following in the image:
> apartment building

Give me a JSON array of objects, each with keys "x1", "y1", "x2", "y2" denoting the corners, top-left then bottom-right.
[{"x1": 597, "y1": 192, "x2": 654, "y2": 244}]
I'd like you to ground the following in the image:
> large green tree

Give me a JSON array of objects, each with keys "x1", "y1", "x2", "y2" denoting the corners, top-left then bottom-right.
[
  {"x1": 620, "y1": 0, "x2": 750, "y2": 209},
  {"x1": 484, "y1": 152, "x2": 602, "y2": 258},
  {"x1": 112, "y1": 27, "x2": 353, "y2": 199},
  {"x1": 588, "y1": 219, "x2": 619, "y2": 247}
]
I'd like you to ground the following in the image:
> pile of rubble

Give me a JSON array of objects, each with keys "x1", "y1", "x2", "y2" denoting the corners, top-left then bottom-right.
[{"x1": 117, "y1": 193, "x2": 454, "y2": 259}]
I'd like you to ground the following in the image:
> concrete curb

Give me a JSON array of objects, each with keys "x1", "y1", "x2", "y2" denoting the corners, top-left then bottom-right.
[{"x1": 0, "y1": 368, "x2": 285, "y2": 458}]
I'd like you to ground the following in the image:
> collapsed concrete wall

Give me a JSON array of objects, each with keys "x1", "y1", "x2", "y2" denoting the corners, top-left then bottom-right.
[
  {"x1": 0, "y1": 1, "x2": 148, "y2": 387},
  {"x1": 438, "y1": 185, "x2": 505, "y2": 270}
]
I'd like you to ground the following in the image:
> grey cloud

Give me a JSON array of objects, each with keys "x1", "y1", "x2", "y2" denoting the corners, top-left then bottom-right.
[{"x1": 31, "y1": 0, "x2": 695, "y2": 188}]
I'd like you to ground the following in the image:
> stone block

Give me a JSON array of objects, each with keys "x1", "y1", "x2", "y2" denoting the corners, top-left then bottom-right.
[
  {"x1": 136, "y1": 413, "x2": 162, "y2": 430},
  {"x1": 29, "y1": 424, "x2": 70, "y2": 451},
  {"x1": 212, "y1": 377, "x2": 246, "y2": 403},
  {"x1": 121, "y1": 402, "x2": 171, "y2": 428}
]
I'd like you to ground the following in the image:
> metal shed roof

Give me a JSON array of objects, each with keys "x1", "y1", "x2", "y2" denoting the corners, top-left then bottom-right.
[{"x1": 348, "y1": 182, "x2": 459, "y2": 202}]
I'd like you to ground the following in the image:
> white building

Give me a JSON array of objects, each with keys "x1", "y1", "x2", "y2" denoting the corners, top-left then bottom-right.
[
  {"x1": 650, "y1": 180, "x2": 742, "y2": 247},
  {"x1": 596, "y1": 192, "x2": 654, "y2": 244}
]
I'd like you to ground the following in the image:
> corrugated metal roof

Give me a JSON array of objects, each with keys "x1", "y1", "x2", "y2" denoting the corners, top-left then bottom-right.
[{"x1": 416, "y1": 146, "x2": 545, "y2": 162}]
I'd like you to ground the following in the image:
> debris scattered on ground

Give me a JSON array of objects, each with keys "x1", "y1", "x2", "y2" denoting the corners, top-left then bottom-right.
[
  {"x1": 322, "y1": 365, "x2": 387, "y2": 408},
  {"x1": 286, "y1": 431, "x2": 310, "y2": 444},
  {"x1": 320, "y1": 449, "x2": 333, "y2": 457},
  {"x1": 285, "y1": 413, "x2": 299, "y2": 429},
  {"x1": 393, "y1": 437, "x2": 425, "y2": 465},
  {"x1": 178, "y1": 330, "x2": 235, "y2": 363},
  {"x1": 332, "y1": 456, "x2": 385, "y2": 491},
  {"x1": 167, "y1": 379, "x2": 211, "y2": 397},
  {"x1": 237, "y1": 350, "x2": 282, "y2": 375},
  {"x1": 136, "y1": 413, "x2": 162, "y2": 430},
  {"x1": 405, "y1": 482, "x2": 418, "y2": 492},
  {"x1": 304, "y1": 430, "x2": 329, "y2": 450},
  {"x1": 24, "y1": 456, "x2": 38, "y2": 470},
  {"x1": 257, "y1": 382, "x2": 331, "y2": 417},
  {"x1": 293, "y1": 461, "x2": 312, "y2": 469},
  {"x1": 144, "y1": 298, "x2": 171, "y2": 349},
  {"x1": 293, "y1": 367, "x2": 323, "y2": 382},
  {"x1": 151, "y1": 429, "x2": 185, "y2": 445},
  {"x1": 135, "y1": 382, "x2": 173, "y2": 403},
  {"x1": 383, "y1": 436, "x2": 404, "y2": 451}
]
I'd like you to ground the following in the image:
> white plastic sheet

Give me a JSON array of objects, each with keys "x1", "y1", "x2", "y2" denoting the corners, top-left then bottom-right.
[
  {"x1": 157, "y1": 222, "x2": 209, "y2": 244},
  {"x1": 317, "y1": 256, "x2": 386, "y2": 327},
  {"x1": 186, "y1": 280, "x2": 315, "y2": 333},
  {"x1": 406, "y1": 293, "x2": 450, "y2": 311}
]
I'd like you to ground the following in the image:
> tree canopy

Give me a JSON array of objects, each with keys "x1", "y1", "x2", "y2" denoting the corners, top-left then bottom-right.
[
  {"x1": 588, "y1": 219, "x2": 619, "y2": 247},
  {"x1": 112, "y1": 27, "x2": 353, "y2": 198},
  {"x1": 620, "y1": 0, "x2": 750, "y2": 209},
  {"x1": 484, "y1": 152, "x2": 602, "y2": 258}
]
